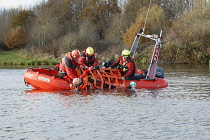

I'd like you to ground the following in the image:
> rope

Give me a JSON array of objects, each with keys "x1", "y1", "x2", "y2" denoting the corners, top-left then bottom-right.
[
  {"x1": 143, "y1": 0, "x2": 152, "y2": 32},
  {"x1": 130, "y1": 0, "x2": 153, "y2": 58}
]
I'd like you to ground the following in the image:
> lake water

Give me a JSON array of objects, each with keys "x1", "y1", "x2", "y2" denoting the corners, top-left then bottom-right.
[{"x1": 0, "y1": 64, "x2": 210, "y2": 140}]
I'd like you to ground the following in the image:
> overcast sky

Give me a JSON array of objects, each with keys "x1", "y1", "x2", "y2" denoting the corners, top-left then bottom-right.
[{"x1": 0, "y1": 0, "x2": 47, "y2": 9}]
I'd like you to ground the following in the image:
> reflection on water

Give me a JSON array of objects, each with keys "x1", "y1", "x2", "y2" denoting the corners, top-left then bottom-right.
[
  {"x1": 24, "y1": 88, "x2": 162, "y2": 98},
  {"x1": 0, "y1": 64, "x2": 210, "y2": 140}
]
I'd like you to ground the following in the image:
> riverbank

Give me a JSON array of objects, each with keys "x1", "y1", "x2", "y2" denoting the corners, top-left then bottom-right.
[
  {"x1": 1, "y1": 50, "x2": 209, "y2": 66},
  {"x1": 0, "y1": 51, "x2": 59, "y2": 66}
]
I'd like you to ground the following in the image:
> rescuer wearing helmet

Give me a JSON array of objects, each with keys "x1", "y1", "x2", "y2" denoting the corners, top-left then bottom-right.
[
  {"x1": 78, "y1": 47, "x2": 98, "y2": 71},
  {"x1": 58, "y1": 49, "x2": 88, "y2": 86},
  {"x1": 110, "y1": 50, "x2": 136, "y2": 80}
]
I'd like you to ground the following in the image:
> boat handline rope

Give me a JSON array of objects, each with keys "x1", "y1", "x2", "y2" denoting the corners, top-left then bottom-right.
[{"x1": 130, "y1": 0, "x2": 153, "y2": 58}]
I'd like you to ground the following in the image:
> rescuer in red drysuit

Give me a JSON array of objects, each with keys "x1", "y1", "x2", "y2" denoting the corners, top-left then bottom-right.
[
  {"x1": 110, "y1": 50, "x2": 136, "y2": 80},
  {"x1": 58, "y1": 49, "x2": 89, "y2": 85},
  {"x1": 78, "y1": 47, "x2": 99, "y2": 71}
]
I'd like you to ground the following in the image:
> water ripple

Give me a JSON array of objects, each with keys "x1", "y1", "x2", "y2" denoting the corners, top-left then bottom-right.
[{"x1": 1, "y1": 66, "x2": 210, "y2": 139}]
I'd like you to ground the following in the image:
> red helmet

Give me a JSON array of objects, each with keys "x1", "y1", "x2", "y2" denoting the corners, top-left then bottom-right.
[{"x1": 72, "y1": 49, "x2": 80, "y2": 58}]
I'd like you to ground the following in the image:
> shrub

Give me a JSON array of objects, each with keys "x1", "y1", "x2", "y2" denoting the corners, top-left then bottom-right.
[{"x1": 6, "y1": 26, "x2": 27, "y2": 49}]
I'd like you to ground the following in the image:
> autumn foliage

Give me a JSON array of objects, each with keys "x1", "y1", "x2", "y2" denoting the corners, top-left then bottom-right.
[
  {"x1": 8, "y1": 10, "x2": 35, "y2": 32},
  {"x1": 6, "y1": 26, "x2": 27, "y2": 48},
  {"x1": 0, "y1": 0, "x2": 210, "y2": 64},
  {"x1": 123, "y1": 5, "x2": 165, "y2": 46}
]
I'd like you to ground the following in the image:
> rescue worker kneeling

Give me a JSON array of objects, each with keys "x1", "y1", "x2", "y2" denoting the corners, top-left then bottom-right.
[
  {"x1": 58, "y1": 49, "x2": 89, "y2": 87},
  {"x1": 78, "y1": 47, "x2": 99, "y2": 71},
  {"x1": 109, "y1": 50, "x2": 135, "y2": 80}
]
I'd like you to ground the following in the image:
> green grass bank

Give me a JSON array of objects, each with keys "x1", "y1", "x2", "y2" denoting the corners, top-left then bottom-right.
[{"x1": 0, "y1": 51, "x2": 59, "y2": 66}]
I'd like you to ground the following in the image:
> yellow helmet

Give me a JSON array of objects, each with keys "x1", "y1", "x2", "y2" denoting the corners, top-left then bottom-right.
[
  {"x1": 122, "y1": 50, "x2": 130, "y2": 56},
  {"x1": 86, "y1": 47, "x2": 94, "y2": 55}
]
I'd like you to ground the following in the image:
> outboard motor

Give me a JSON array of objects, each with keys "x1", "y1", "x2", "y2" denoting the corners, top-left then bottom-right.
[{"x1": 155, "y1": 67, "x2": 164, "y2": 78}]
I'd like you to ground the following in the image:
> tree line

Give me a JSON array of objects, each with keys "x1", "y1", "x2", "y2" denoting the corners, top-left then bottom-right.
[{"x1": 0, "y1": 0, "x2": 209, "y2": 64}]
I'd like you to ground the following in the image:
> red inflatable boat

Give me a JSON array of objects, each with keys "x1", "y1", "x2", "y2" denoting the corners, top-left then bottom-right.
[{"x1": 24, "y1": 67, "x2": 168, "y2": 90}]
